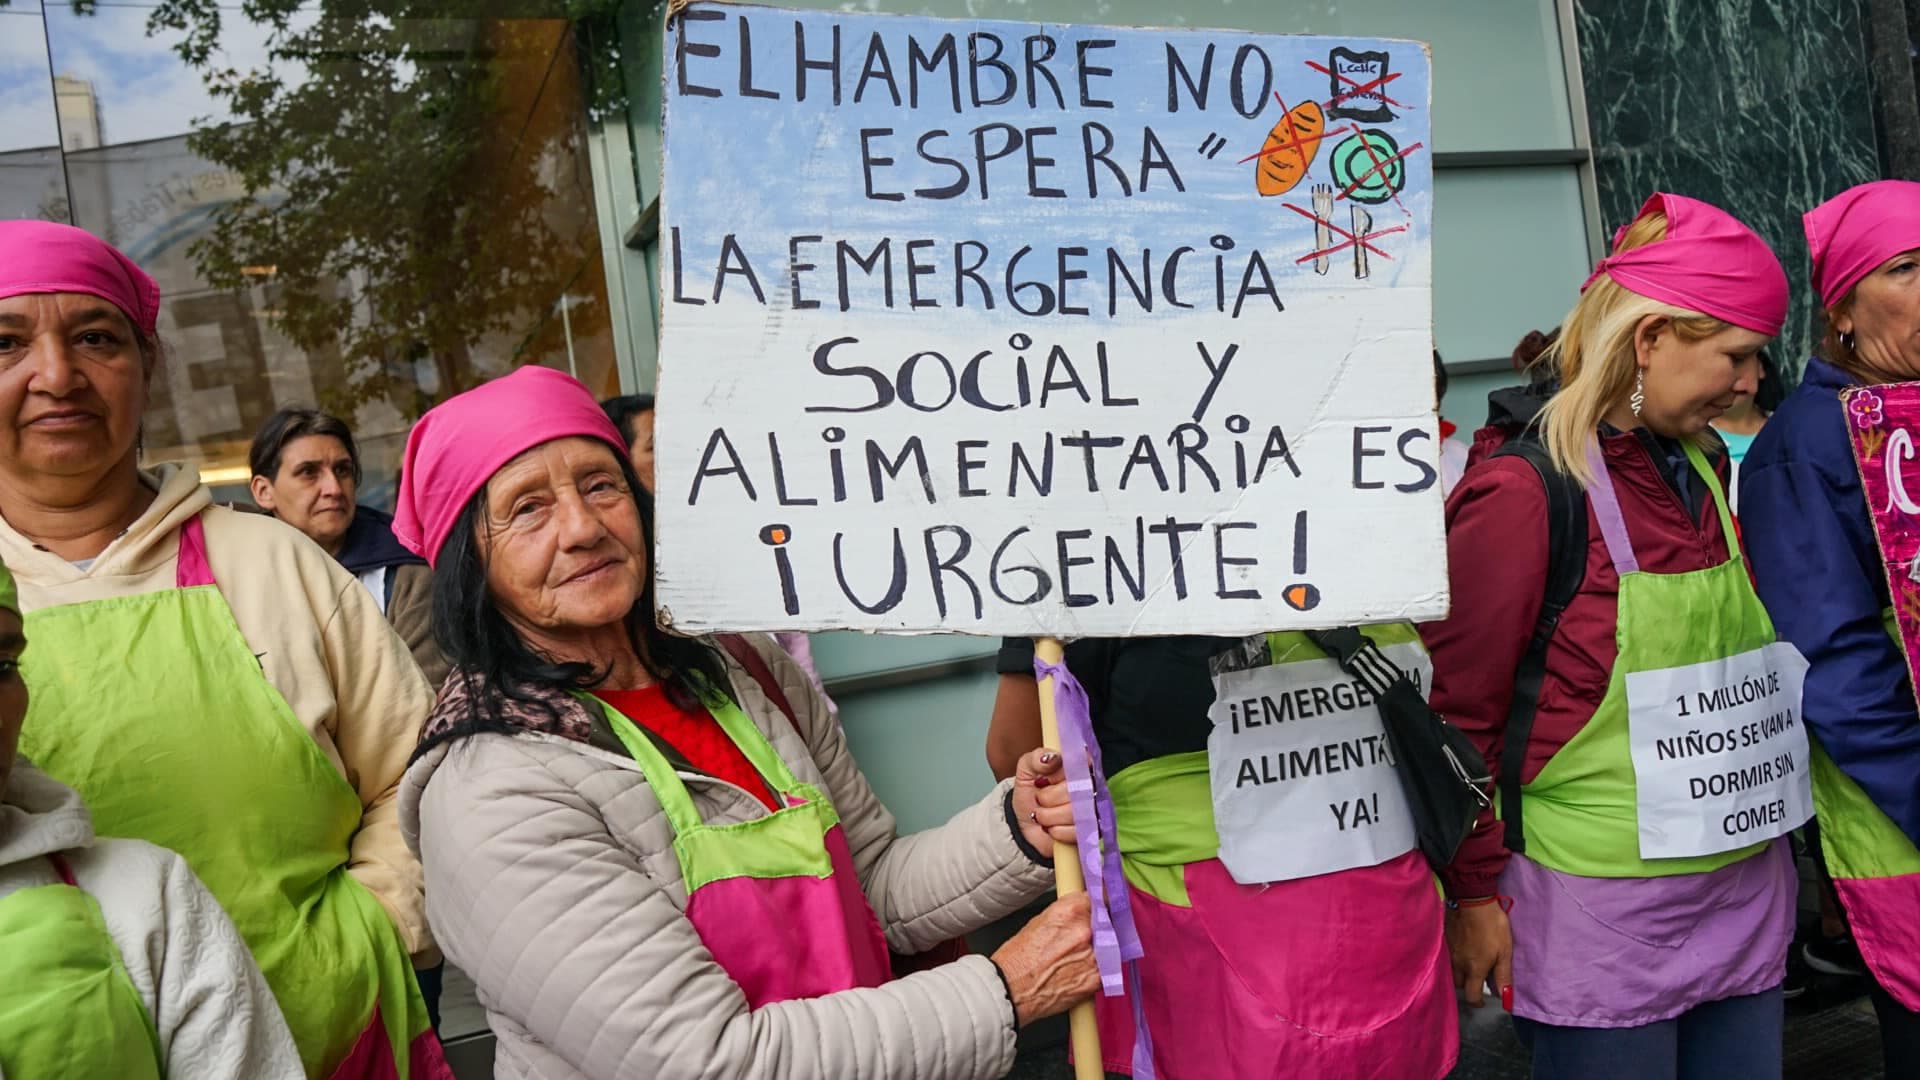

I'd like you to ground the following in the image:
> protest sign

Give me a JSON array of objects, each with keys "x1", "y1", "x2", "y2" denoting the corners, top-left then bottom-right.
[
  {"x1": 1845, "y1": 382, "x2": 1920, "y2": 701},
  {"x1": 1625, "y1": 644, "x2": 1812, "y2": 859},
  {"x1": 655, "y1": 4, "x2": 1442, "y2": 636}
]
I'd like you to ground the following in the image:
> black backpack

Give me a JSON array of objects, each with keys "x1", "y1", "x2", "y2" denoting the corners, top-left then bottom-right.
[{"x1": 1486, "y1": 436, "x2": 1587, "y2": 854}]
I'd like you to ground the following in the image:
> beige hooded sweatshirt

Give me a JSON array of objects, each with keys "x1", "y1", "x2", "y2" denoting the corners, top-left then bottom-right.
[{"x1": 0, "y1": 464, "x2": 436, "y2": 958}]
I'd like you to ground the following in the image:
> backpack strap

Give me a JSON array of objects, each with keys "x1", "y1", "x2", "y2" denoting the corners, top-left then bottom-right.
[
  {"x1": 1303, "y1": 626, "x2": 1399, "y2": 698},
  {"x1": 715, "y1": 633, "x2": 800, "y2": 731},
  {"x1": 1488, "y1": 439, "x2": 1588, "y2": 853}
]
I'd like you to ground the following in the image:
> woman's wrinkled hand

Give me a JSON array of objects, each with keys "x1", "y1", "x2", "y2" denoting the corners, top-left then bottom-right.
[
  {"x1": 1009, "y1": 747, "x2": 1076, "y2": 857},
  {"x1": 990, "y1": 893, "x2": 1100, "y2": 1027},
  {"x1": 1445, "y1": 900, "x2": 1513, "y2": 1009}
]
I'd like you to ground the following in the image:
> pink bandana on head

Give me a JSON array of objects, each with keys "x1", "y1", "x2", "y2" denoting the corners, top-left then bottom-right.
[
  {"x1": 1804, "y1": 180, "x2": 1920, "y2": 308},
  {"x1": 392, "y1": 365, "x2": 631, "y2": 567},
  {"x1": 0, "y1": 219, "x2": 160, "y2": 336},
  {"x1": 1580, "y1": 192, "x2": 1788, "y2": 337}
]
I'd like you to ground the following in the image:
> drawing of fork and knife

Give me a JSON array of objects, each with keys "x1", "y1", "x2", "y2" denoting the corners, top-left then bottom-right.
[{"x1": 1309, "y1": 182, "x2": 1372, "y2": 281}]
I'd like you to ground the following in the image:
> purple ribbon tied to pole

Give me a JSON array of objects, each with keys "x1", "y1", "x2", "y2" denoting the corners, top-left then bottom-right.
[{"x1": 1034, "y1": 656, "x2": 1155, "y2": 1079}]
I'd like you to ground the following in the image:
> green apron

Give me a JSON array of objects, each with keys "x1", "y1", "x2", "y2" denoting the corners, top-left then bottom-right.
[
  {"x1": 18, "y1": 516, "x2": 435, "y2": 1079},
  {"x1": 1519, "y1": 441, "x2": 1808, "y2": 876},
  {"x1": 0, "y1": 855, "x2": 163, "y2": 1080}
]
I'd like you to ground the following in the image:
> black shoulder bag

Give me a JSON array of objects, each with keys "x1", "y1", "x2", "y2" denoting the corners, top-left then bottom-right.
[{"x1": 1303, "y1": 627, "x2": 1492, "y2": 870}]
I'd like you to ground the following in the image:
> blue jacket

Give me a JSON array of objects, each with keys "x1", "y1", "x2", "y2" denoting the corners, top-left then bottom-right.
[
  {"x1": 1741, "y1": 357, "x2": 1920, "y2": 847},
  {"x1": 335, "y1": 505, "x2": 424, "y2": 578}
]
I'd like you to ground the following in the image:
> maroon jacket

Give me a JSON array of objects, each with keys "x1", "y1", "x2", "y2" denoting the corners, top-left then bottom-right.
[{"x1": 1421, "y1": 427, "x2": 1737, "y2": 898}]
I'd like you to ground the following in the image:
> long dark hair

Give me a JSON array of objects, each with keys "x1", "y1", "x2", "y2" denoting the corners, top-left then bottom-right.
[
  {"x1": 1753, "y1": 350, "x2": 1787, "y2": 414},
  {"x1": 600, "y1": 393, "x2": 655, "y2": 446},
  {"x1": 418, "y1": 450, "x2": 728, "y2": 754}
]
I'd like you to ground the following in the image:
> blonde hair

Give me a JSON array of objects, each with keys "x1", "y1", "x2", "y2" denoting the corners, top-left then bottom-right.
[{"x1": 1535, "y1": 211, "x2": 1731, "y2": 485}]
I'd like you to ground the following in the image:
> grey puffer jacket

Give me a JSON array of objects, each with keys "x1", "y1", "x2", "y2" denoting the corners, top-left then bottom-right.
[{"x1": 398, "y1": 633, "x2": 1054, "y2": 1080}]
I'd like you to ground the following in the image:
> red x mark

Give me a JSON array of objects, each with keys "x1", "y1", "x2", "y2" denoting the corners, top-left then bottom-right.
[
  {"x1": 1307, "y1": 61, "x2": 1411, "y2": 111},
  {"x1": 1246, "y1": 91, "x2": 1315, "y2": 174},
  {"x1": 1283, "y1": 202, "x2": 1407, "y2": 263},
  {"x1": 1237, "y1": 120, "x2": 1360, "y2": 166},
  {"x1": 1336, "y1": 138, "x2": 1423, "y2": 214}
]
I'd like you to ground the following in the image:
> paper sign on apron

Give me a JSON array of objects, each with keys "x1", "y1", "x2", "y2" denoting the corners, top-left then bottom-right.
[
  {"x1": 1625, "y1": 641, "x2": 1813, "y2": 860},
  {"x1": 1208, "y1": 641, "x2": 1423, "y2": 884}
]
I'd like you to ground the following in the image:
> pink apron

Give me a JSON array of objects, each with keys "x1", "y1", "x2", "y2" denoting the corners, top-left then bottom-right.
[
  {"x1": 1092, "y1": 759, "x2": 1455, "y2": 1079},
  {"x1": 584, "y1": 692, "x2": 892, "y2": 1005},
  {"x1": 1038, "y1": 648, "x2": 1455, "y2": 1080}
]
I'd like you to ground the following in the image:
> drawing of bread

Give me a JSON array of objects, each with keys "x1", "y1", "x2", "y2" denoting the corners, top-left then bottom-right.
[{"x1": 1256, "y1": 101, "x2": 1326, "y2": 196}]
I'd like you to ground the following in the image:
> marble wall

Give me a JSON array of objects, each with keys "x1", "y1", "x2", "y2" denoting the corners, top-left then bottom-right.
[{"x1": 1575, "y1": 0, "x2": 1883, "y2": 377}]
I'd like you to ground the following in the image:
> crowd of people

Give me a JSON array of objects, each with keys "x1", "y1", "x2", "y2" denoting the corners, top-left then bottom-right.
[{"x1": 2, "y1": 176, "x2": 1919, "y2": 1080}]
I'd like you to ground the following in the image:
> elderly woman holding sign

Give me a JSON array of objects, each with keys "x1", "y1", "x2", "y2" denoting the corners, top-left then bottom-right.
[
  {"x1": 1425, "y1": 193, "x2": 1803, "y2": 1079},
  {"x1": 1740, "y1": 179, "x2": 1920, "y2": 1076},
  {"x1": 393, "y1": 366, "x2": 1098, "y2": 1080}
]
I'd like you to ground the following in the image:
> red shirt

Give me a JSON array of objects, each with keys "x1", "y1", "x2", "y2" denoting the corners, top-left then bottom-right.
[{"x1": 597, "y1": 687, "x2": 778, "y2": 811}]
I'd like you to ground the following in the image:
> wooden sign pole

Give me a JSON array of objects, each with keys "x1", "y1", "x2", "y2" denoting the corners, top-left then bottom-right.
[{"x1": 1034, "y1": 636, "x2": 1105, "y2": 1079}]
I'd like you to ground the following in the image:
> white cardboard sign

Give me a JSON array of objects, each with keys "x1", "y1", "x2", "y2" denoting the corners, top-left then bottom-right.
[
  {"x1": 655, "y1": 5, "x2": 1445, "y2": 636},
  {"x1": 1625, "y1": 642, "x2": 1813, "y2": 860},
  {"x1": 1207, "y1": 643, "x2": 1426, "y2": 883}
]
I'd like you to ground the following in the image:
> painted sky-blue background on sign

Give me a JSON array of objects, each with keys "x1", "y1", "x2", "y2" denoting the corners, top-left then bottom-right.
[
  {"x1": 663, "y1": 5, "x2": 1433, "y2": 321},
  {"x1": 654, "y1": 4, "x2": 1445, "y2": 638}
]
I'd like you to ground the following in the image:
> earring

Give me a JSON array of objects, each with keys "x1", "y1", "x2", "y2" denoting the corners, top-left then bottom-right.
[
  {"x1": 1842, "y1": 331, "x2": 1856, "y2": 352},
  {"x1": 1630, "y1": 370, "x2": 1645, "y2": 418}
]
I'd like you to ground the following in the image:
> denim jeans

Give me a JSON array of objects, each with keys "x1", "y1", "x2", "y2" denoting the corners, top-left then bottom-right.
[{"x1": 1511, "y1": 987, "x2": 1784, "y2": 1080}]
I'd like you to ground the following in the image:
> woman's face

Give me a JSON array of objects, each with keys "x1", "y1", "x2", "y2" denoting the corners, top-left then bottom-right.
[
  {"x1": 0, "y1": 610, "x2": 28, "y2": 797},
  {"x1": 0, "y1": 293, "x2": 148, "y2": 488},
  {"x1": 1634, "y1": 317, "x2": 1770, "y2": 438},
  {"x1": 1720, "y1": 361, "x2": 1766, "y2": 421},
  {"x1": 627, "y1": 409, "x2": 656, "y2": 495},
  {"x1": 479, "y1": 437, "x2": 648, "y2": 646},
  {"x1": 1836, "y1": 248, "x2": 1920, "y2": 381}
]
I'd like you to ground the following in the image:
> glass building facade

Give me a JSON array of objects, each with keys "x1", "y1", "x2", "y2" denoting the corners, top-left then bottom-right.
[{"x1": 0, "y1": 2, "x2": 633, "y2": 503}]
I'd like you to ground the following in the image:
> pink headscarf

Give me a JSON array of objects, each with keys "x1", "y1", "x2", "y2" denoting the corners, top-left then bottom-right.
[
  {"x1": 393, "y1": 365, "x2": 630, "y2": 566},
  {"x1": 1581, "y1": 193, "x2": 1788, "y2": 336},
  {"x1": 1804, "y1": 180, "x2": 1920, "y2": 308},
  {"x1": 0, "y1": 220, "x2": 160, "y2": 336}
]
